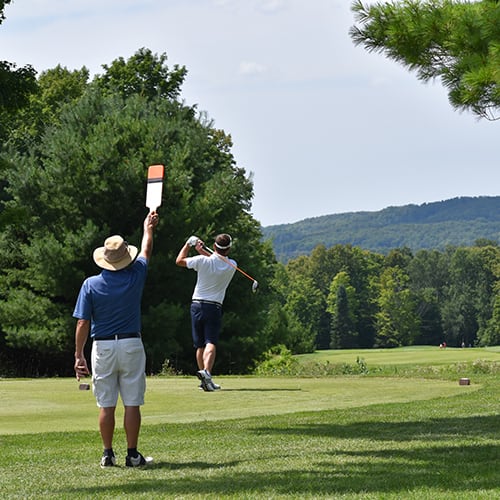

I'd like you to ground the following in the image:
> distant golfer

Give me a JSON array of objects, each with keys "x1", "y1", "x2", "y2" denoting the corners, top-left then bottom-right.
[
  {"x1": 176, "y1": 233, "x2": 236, "y2": 391},
  {"x1": 73, "y1": 211, "x2": 159, "y2": 468}
]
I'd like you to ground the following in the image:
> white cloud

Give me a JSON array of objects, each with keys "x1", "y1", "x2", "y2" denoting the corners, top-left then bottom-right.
[
  {"x1": 257, "y1": 0, "x2": 287, "y2": 14},
  {"x1": 239, "y1": 61, "x2": 267, "y2": 76},
  {"x1": 213, "y1": 0, "x2": 287, "y2": 13}
]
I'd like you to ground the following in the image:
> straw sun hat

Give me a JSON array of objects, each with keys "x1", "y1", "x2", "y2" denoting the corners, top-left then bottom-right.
[{"x1": 93, "y1": 235, "x2": 138, "y2": 271}]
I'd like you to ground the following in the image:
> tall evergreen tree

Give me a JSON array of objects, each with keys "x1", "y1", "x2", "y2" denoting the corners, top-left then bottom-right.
[
  {"x1": 327, "y1": 271, "x2": 359, "y2": 348},
  {"x1": 350, "y1": 0, "x2": 500, "y2": 120},
  {"x1": 329, "y1": 285, "x2": 357, "y2": 349},
  {"x1": 0, "y1": 49, "x2": 272, "y2": 376}
]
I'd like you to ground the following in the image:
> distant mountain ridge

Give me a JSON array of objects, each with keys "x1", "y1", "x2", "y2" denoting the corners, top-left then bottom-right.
[{"x1": 262, "y1": 196, "x2": 500, "y2": 262}]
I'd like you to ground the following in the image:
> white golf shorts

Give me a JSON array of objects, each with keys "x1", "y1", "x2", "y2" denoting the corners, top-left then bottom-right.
[{"x1": 91, "y1": 338, "x2": 146, "y2": 407}]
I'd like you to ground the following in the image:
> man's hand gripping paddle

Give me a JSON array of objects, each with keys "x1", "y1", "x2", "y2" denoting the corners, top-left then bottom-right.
[{"x1": 146, "y1": 164, "x2": 165, "y2": 212}]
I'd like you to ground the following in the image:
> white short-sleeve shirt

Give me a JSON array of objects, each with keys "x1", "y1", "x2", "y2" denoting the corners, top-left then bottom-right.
[{"x1": 185, "y1": 253, "x2": 236, "y2": 304}]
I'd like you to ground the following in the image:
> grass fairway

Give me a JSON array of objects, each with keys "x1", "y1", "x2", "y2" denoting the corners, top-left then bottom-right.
[
  {"x1": 0, "y1": 376, "x2": 476, "y2": 435},
  {"x1": 296, "y1": 345, "x2": 500, "y2": 366},
  {"x1": 1, "y1": 347, "x2": 499, "y2": 499}
]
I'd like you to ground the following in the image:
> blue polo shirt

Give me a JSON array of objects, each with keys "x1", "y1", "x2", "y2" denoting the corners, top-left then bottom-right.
[{"x1": 73, "y1": 257, "x2": 148, "y2": 338}]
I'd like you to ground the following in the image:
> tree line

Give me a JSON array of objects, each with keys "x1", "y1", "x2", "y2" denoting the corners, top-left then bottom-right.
[{"x1": 271, "y1": 242, "x2": 500, "y2": 354}]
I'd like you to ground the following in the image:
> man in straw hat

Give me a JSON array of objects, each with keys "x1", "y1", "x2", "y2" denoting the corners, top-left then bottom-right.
[
  {"x1": 176, "y1": 233, "x2": 236, "y2": 392},
  {"x1": 73, "y1": 211, "x2": 159, "y2": 468}
]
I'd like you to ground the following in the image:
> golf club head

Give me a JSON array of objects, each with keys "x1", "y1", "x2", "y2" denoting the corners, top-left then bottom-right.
[
  {"x1": 79, "y1": 383, "x2": 90, "y2": 391},
  {"x1": 252, "y1": 280, "x2": 259, "y2": 293}
]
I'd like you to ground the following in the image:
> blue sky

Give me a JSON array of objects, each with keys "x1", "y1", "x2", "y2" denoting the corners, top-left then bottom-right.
[{"x1": 1, "y1": 0, "x2": 498, "y2": 226}]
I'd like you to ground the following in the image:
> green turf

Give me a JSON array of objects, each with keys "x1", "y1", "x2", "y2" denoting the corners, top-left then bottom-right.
[
  {"x1": 295, "y1": 345, "x2": 500, "y2": 366},
  {"x1": 0, "y1": 347, "x2": 499, "y2": 499},
  {"x1": 0, "y1": 376, "x2": 476, "y2": 435}
]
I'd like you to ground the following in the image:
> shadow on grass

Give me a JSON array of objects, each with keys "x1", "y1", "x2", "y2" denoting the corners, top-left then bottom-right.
[
  {"x1": 221, "y1": 388, "x2": 302, "y2": 392},
  {"x1": 254, "y1": 415, "x2": 500, "y2": 442},
  {"x1": 60, "y1": 414, "x2": 500, "y2": 497},
  {"x1": 138, "y1": 460, "x2": 241, "y2": 470},
  {"x1": 254, "y1": 414, "x2": 500, "y2": 441}
]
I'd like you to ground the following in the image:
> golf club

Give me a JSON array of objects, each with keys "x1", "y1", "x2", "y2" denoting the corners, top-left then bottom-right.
[{"x1": 202, "y1": 244, "x2": 259, "y2": 293}]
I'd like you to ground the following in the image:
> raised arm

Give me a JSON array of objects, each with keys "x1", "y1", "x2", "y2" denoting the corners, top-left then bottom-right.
[
  {"x1": 139, "y1": 211, "x2": 159, "y2": 261},
  {"x1": 176, "y1": 236, "x2": 210, "y2": 267}
]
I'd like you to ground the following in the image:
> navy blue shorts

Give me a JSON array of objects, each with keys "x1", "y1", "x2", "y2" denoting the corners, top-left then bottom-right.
[{"x1": 190, "y1": 301, "x2": 223, "y2": 348}]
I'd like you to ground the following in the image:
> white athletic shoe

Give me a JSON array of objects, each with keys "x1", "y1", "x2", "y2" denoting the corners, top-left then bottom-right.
[
  {"x1": 100, "y1": 454, "x2": 116, "y2": 468},
  {"x1": 125, "y1": 453, "x2": 153, "y2": 467},
  {"x1": 198, "y1": 379, "x2": 220, "y2": 390},
  {"x1": 196, "y1": 369, "x2": 215, "y2": 392}
]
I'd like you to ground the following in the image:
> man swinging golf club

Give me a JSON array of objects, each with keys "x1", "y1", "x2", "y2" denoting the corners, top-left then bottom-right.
[{"x1": 176, "y1": 233, "x2": 236, "y2": 391}]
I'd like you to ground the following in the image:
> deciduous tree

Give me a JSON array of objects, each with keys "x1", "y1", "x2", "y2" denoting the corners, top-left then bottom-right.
[{"x1": 373, "y1": 266, "x2": 420, "y2": 347}]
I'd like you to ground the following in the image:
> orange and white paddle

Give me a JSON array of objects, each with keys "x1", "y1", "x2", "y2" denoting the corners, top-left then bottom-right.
[{"x1": 146, "y1": 164, "x2": 165, "y2": 212}]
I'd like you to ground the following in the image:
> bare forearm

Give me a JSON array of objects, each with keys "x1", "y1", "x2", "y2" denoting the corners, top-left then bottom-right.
[
  {"x1": 176, "y1": 236, "x2": 210, "y2": 267},
  {"x1": 140, "y1": 211, "x2": 159, "y2": 260},
  {"x1": 175, "y1": 243, "x2": 190, "y2": 267},
  {"x1": 141, "y1": 227, "x2": 154, "y2": 259},
  {"x1": 75, "y1": 319, "x2": 90, "y2": 356},
  {"x1": 74, "y1": 319, "x2": 90, "y2": 380}
]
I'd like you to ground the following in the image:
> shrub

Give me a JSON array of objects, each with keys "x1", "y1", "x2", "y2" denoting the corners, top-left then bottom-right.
[
  {"x1": 158, "y1": 359, "x2": 182, "y2": 376},
  {"x1": 253, "y1": 345, "x2": 299, "y2": 376}
]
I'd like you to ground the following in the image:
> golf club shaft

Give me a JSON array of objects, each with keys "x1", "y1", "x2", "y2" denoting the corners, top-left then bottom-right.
[{"x1": 203, "y1": 245, "x2": 257, "y2": 283}]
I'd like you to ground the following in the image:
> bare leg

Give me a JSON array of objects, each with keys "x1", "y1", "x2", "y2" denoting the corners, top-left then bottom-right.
[
  {"x1": 99, "y1": 406, "x2": 116, "y2": 449},
  {"x1": 203, "y1": 343, "x2": 216, "y2": 374},
  {"x1": 196, "y1": 347, "x2": 204, "y2": 370},
  {"x1": 124, "y1": 406, "x2": 141, "y2": 449}
]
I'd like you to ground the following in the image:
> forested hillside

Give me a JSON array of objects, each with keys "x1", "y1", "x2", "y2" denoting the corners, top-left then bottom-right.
[{"x1": 262, "y1": 197, "x2": 500, "y2": 262}]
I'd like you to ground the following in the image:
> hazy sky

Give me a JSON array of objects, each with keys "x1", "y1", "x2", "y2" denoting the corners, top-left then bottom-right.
[{"x1": 1, "y1": 0, "x2": 498, "y2": 226}]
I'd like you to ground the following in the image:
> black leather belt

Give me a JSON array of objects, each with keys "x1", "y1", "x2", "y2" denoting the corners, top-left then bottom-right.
[
  {"x1": 192, "y1": 299, "x2": 222, "y2": 307},
  {"x1": 93, "y1": 333, "x2": 141, "y2": 341}
]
